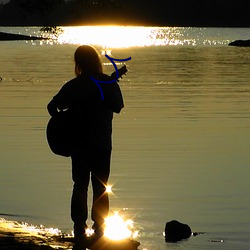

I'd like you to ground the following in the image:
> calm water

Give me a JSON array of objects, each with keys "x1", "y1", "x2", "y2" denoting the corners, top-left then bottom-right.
[{"x1": 0, "y1": 27, "x2": 250, "y2": 249}]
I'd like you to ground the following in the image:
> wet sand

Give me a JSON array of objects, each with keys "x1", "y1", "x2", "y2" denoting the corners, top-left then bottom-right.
[
  {"x1": 0, "y1": 219, "x2": 68, "y2": 249},
  {"x1": 0, "y1": 229, "x2": 55, "y2": 249},
  {"x1": 0, "y1": 234, "x2": 53, "y2": 249}
]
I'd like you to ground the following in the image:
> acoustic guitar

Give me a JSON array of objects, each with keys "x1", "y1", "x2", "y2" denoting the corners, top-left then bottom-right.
[{"x1": 46, "y1": 65, "x2": 128, "y2": 157}]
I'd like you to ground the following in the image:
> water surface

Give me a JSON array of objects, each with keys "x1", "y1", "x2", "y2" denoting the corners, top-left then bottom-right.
[{"x1": 0, "y1": 27, "x2": 250, "y2": 249}]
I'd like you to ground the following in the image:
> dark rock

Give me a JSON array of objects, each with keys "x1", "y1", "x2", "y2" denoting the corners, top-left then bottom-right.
[
  {"x1": 0, "y1": 31, "x2": 45, "y2": 41},
  {"x1": 164, "y1": 220, "x2": 192, "y2": 242},
  {"x1": 228, "y1": 39, "x2": 250, "y2": 47}
]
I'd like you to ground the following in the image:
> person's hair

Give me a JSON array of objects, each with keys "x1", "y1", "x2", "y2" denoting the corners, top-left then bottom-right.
[{"x1": 74, "y1": 45, "x2": 103, "y2": 76}]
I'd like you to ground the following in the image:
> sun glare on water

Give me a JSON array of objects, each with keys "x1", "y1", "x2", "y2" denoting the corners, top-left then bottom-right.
[
  {"x1": 82, "y1": 212, "x2": 138, "y2": 241},
  {"x1": 104, "y1": 212, "x2": 138, "y2": 241},
  {"x1": 57, "y1": 26, "x2": 154, "y2": 48}
]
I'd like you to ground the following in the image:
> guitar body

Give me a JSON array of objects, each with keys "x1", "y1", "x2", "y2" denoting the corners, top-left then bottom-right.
[{"x1": 46, "y1": 111, "x2": 72, "y2": 157}]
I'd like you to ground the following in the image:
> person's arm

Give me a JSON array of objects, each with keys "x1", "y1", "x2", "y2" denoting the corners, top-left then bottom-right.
[
  {"x1": 47, "y1": 99, "x2": 58, "y2": 117},
  {"x1": 47, "y1": 80, "x2": 73, "y2": 116}
]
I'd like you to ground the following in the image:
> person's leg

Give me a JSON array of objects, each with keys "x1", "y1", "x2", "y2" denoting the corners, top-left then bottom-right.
[
  {"x1": 91, "y1": 149, "x2": 111, "y2": 234},
  {"x1": 71, "y1": 150, "x2": 90, "y2": 238}
]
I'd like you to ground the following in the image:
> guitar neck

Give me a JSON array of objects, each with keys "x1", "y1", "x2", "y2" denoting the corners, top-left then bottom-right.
[{"x1": 110, "y1": 65, "x2": 127, "y2": 81}]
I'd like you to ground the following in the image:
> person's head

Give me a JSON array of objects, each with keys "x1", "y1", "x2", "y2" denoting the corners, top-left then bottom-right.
[{"x1": 74, "y1": 45, "x2": 102, "y2": 76}]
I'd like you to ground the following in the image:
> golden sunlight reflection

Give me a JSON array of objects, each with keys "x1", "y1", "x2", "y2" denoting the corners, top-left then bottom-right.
[
  {"x1": 0, "y1": 218, "x2": 61, "y2": 237},
  {"x1": 56, "y1": 26, "x2": 193, "y2": 48},
  {"x1": 104, "y1": 212, "x2": 139, "y2": 241},
  {"x1": 57, "y1": 26, "x2": 153, "y2": 48},
  {"x1": 105, "y1": 185, "x2": 113, "y2": 194},
  {"x1": 85, "y1": 227, "x2": 95, "y2": 237},
  {"x1": 41, "y1": 26, "x2": 229, "y2": 47}
]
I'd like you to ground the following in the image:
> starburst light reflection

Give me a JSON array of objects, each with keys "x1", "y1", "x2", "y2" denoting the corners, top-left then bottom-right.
[
  {"x1": 104, "y1": 211, "x2": 138, "y2": 241},
  {"x1": 105, "y1": 185, "x2": 113, "y2": 194}
]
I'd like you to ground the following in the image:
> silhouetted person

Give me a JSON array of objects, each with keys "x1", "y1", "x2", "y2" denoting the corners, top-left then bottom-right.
[{"x1": 47, "y1": 45, "x2": 124, "y2": 244}]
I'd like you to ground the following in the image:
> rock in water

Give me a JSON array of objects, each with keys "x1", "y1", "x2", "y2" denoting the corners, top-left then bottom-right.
[{"x1": 164, "y1": 220, "x2": 192, "y2": 242}]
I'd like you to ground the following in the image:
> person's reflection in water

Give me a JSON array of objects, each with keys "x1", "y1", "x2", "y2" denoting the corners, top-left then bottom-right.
[{"x1": 47, "y1": 45, "x2": 124, "y2": 246}]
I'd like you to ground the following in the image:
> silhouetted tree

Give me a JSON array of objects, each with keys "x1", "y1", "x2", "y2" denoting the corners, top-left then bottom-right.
[{"x1": 1, "y1": 0, "x2": 65, "y2": 25}]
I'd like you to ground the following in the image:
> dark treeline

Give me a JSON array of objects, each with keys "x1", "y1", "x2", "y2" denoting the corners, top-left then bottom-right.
[
  {"x1": 0, "y1": 0, "x2": 250, "y2": 27},
  {"x1": 0, "y1": 0, "x2": 137, "y2": 26}
]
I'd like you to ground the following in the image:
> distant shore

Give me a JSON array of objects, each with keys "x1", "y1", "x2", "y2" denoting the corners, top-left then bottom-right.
[{"x1": 0, "y1": 31, "x2": 45, "y2": 41}]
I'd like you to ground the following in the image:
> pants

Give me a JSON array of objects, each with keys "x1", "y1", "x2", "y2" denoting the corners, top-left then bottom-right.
[{"x1": 70, "y1": 147, "x2": 111, "y2": 236}]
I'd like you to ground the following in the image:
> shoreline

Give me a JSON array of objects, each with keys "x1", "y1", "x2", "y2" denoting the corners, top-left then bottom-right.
[
  {"x1": 0, "y1": 218, "x2": 140, "y2": 250},
  {"x1": 0, "y1": 218, "x2": 72, "y2": 249}
]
